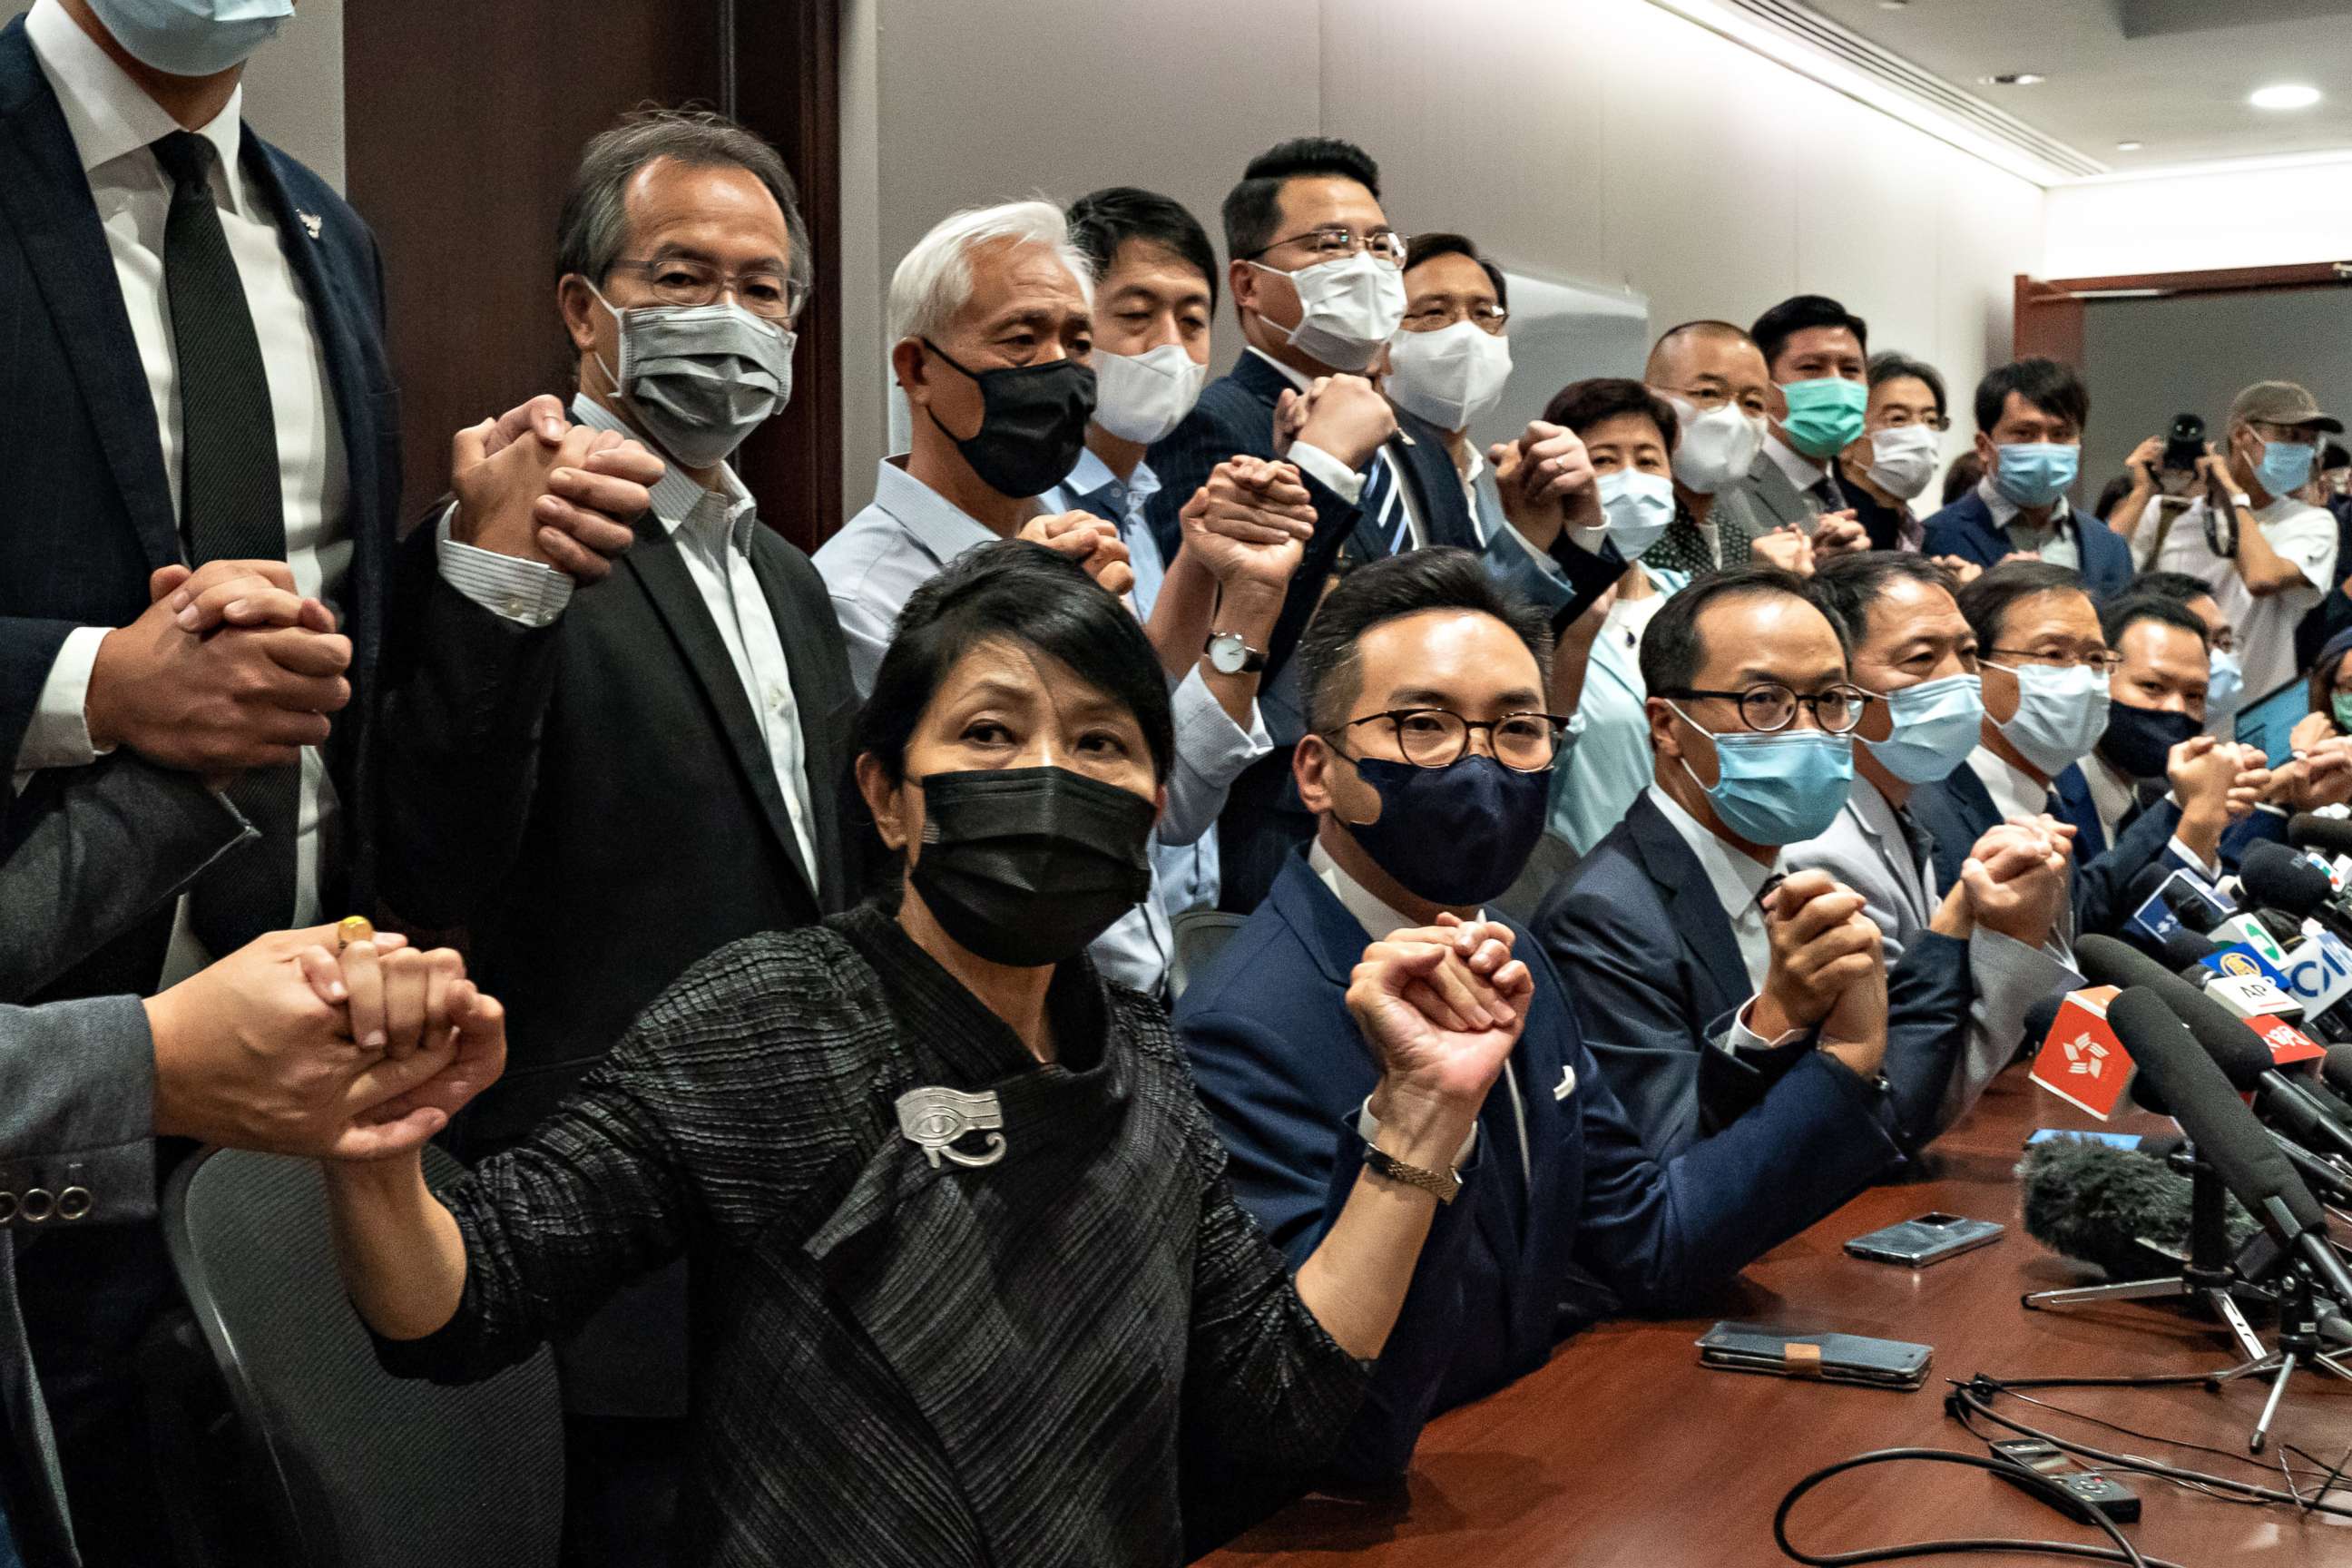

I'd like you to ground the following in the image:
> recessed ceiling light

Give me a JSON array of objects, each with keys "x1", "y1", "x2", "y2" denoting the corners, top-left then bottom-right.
[
  {"x1": 2116, "y1": 140, "x2": 2143, "y2": 152},
  {"x1": 2251, "y1": 83, "x2": 2322, "y2": 110},
  {"x1": 1878, "y1": 1, "x2": 1907, "y2": 9},
  {"x1": 1984, "y1": 73, "x2": 2045, "y2": 87}
]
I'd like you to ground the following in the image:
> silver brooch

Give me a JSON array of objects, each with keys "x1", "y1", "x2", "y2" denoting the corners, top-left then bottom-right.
[
  {"x1": 895, "y1": 1086, "x2": 1006, "y2": 1169},
  {"x1": 298, "y1": 210, "x2": 323, "y2": 240}
]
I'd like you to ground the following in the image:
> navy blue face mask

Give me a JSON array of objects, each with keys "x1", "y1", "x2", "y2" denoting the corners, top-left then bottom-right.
[
  {"x1": 1338, "y1": 753, "x2": 1552, "y2": 906},
  {"x1": 2097, "y1": 702, "x2": 2200, "y2": 782}
]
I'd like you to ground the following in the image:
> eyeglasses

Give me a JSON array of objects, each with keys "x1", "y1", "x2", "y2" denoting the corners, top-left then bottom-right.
[
  {"x1": 1401, "y1": 301, "x2": 1509, "y2": 334},
  {"x1": 1876, "y1": 411, "x2": 1952, "y2": 433},
  {"x1": 1987, "y1": 648, "x2": 2124, "y2": 676},
  {"x1": 1655, "y1": 682, "x2": 1872, "y2": 735},
  {"x1": 1249, "y1": 225, "x2": 1407, "y2": 268},
  {"x1": 1655, "y1": 383, "x2": 1770, "y2": 418},
  {"x1": 1328, "y1": 708, "x2": 1570, "y2": 771},
  {"x1": 609, "y1": 257, "x2": 808, "y2": 322}
]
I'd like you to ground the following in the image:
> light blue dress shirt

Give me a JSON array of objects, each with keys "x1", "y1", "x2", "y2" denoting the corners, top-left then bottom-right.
[{"x1": 1552, "y1": 569, "x2": 1690, "y2": 853}]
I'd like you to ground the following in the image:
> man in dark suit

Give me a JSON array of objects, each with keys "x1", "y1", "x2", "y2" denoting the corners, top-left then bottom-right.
[
  {"x1": 1178, "y1": 549, "x2": 1900, "y2": 1487},
  {"x1": 1533, "y1": 565, "x2": 1974, "y2": 1157},
  {"x1": 1923, "y1": 358, "x2": 2132, "y2": 597},
  {"x1": 370, "y1": 110, "x2": 854, "y2": 1566},
  {"x1": 0, "y1": 7, "x2": 651, "y2": 1559},
  {"x1": 1703, "y1": 295, "x2": 1872, "y2": 566}
]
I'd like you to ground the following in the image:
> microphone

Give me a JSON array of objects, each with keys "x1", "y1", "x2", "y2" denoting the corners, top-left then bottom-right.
[
  {"x1": 2019, "y1": 1136, "x2": 2254, "y2": 1279},
  {"x1": 2104, "y1": 987, "x2": 2352, "y2": 1322},
  {"x1": 2288, "y1": 812, "x2": 2352, "y2": 860},
  {"x1": 2241, "y1": 841, "x2": 2352, "y2": 946},
  {"x1": 2328, "y1": 1045, "x2": 2352, "y2": 1100}
]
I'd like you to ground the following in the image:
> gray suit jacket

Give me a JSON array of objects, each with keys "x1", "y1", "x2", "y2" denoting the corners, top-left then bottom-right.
[
  {"x1": 1713, "y1": 445, "x2": 1829, "y2": 544},
  {"x1": 1782, "y1": 776, "x2": 2082, "y2": 1133}
]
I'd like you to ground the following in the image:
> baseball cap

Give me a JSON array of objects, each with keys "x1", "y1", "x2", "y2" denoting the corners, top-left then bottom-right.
[{"x1": 2230, "y1": 379, "x2": 2344, "y2": 435}]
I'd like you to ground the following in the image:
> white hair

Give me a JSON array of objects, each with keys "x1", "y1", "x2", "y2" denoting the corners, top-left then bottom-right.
[{"x1": 887, "y1": 200, "x2": 1093, "y2": 346}]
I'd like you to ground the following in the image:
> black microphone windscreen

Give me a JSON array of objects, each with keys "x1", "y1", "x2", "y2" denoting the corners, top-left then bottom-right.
[
  {"x1": 2239, "y1": 840, "x2": 2333, "y2": 920},
  {"x1": 2157, "y1": 877, "x2": 2225, "y2": 934},
  {"x1": 2288, "y1": 813, "x2": 2352, "y2": 858},
  {"x1": 2024, "y1": 993, "x2": 2063, "y2": 1048},
  {"x1": 2106, "y1": 986, "x2": 2325, "y2": 1233},
  {"x1": 2079, "y1": 936, "x2": 2276, "y2": 1092},
  {"x1": 2018, "y1": 1137, "x2": 2254, "y2": 1279},
  {"x1": 2328, "y1": 1044, "x2": 2352, "y2": 1099},
  {"x1": 2158, "y1": 928, "x2": 2221, "y2": 970}
]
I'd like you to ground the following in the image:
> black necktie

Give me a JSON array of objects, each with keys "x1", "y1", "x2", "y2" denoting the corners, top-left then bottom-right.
[{"x1": 155, "y1": 130, "x2": 299, "y2": 950}]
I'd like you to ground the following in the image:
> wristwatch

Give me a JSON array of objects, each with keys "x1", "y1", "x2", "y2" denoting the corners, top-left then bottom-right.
[
  {"x1": 1204, "y1": 630, "x2": 1269, "y2": 676},
  {"x1": 1363, "y1": 1142, "x2": 1462, "y2": 1204},
  {"x1": 2228, "y1": 491, "x2": 2253, "y2": 511}
]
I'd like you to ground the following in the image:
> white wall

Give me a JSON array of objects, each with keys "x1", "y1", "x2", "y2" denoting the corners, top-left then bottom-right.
[
  {"x1": 2044, "y1": 154, "x2": 2352, "y2": 279},
  {"x1": 836, "y1": 0, "x2": 2046, "y2": 513},
  {"x1": 4, "y1": 0, "x2": 345, "y2": 189}
]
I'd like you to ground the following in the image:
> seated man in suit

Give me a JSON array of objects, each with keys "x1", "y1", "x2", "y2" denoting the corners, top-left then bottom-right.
[
  {"x1": 1533, "y1": 564, "x2": 1972, "y2": 1156},
  {"x1": 1906, "y1": 563, "x2": 2255, "y2": 938},
  {"x1": 1705, "y1": 295, "x2": 1871, "y2": 564},
  {"x1": 1787, "y1": 554, "x2": 2082, "y2": 1132},
  {"x1": 1922, "y1": 358, "x2": 2132, "y2": 596},
  {"x1": 1177, "y1": 547, "x2": 1901, "y2": 1484}
]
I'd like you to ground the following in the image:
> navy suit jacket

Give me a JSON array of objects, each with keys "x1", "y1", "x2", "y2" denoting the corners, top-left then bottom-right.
[
  {"x1": 1921, "y1": 490, "x2": 2132, "y2": 599},
  {"x1": 0, "y1": 16, "x2": 402, "y2": 1000},
  {"x1": 1911, "y1": 758, "x2": 2187, "y2": 938},
  {"x1": 1176, "y1": 852, "x2": 1899, "y2": 1481},
  {"x1": 1531, "y1": 792, "x2": 1974, "y2": 1154}
]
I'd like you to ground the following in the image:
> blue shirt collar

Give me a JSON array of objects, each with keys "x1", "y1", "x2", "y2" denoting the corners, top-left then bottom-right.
[
  {"x1": 1060, "y1": 446, "x2": 1160, "y2": 514},
  {"x1": 867, "y1": 456, "x2": 1002, "y2": 564}
]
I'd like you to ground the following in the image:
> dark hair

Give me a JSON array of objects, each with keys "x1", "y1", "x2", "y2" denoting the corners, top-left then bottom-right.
[
  {"x1": 1540, "y1": 377, "x2": 1681, "y2": 454},
  {"x1": 1974, "y1": 357, "x2": 2089, "y2": 435},
  {"x1": 854, "y1": 542, "x2": 1174, "y2": 786},
  {"x1": 2326, "y1": 442, "x2": 2352, "y2": 472},
  {"x1": 1955, "y1": 559, "x2": 2087, "y2": 649},
  {"x1": 2129, "y1": 570, "x2": 2217, "y2": 607},
  {"x1": 1296, "y1": 548, "x2": 1551, "y2": 735},
  {"x1": 555, "y1": 108, "x2": 810, "y2": 293},
  {"x1": 2101, "y1": 592, "x2": 2209, "y2": 653},
  {"x1": 1403, "y1": 231, "x2": 1507, "y2": 310},
  {"x1": 1867, "y1": 351, "x2": 1945, "y2": 420},
  {"x1": 1749, "y1": 295, "x2": 1868, "y2": 373},
  {"x1": 1066, "y1": 185, "x2": 1220, "y2": 311},
  {"x1": 1222, "y1": 137, "x2": 1381, "y2": 262},
  {"x1": 1942, "y1": 449, "x2": 1984, "y2": 505},
  {"x1": 1639, "y1": 565, "x2": 1840, "y2": 696},
  {"x1": 1809, "y1": 552, "x2": 1958, "y2": 647},
  {"x1": 2093, "y1": 473, "x2": 2138, "y2": 521},
  {"x1": 2308, "y1": 629, "x2": 2352, "y2": 722}
]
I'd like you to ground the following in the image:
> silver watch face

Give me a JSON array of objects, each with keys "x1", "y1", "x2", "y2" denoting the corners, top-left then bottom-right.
[{"x1": 1208, "y1": 632, "x2": 1247, "y2": 674}]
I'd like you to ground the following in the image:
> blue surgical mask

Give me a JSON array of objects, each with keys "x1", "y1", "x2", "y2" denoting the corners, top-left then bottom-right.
[
  {"x1": 1340, "y1": 754, "x2": 1553, "y2": 906},
  {"x1": 1596, "y1": 468, "x2": 1676, "y2": 558},
  {"x1": 1866, "y1": 673, "x2": 1984, "y2": 785},
  {"x1": 1994, "y1": 443, "x2": 2080, "y2": 509},
  {"x1": 1989, "y1": 662, "x2": 2109, "y2": 777},
  {"x1": 2207, "y1": 649, "x2": 2244, "y2": 724},
  {"x1": 1671, "y1": 706, "x2": 1854, "y2": 846},
  {"x1": 87, "y1": 0, "x2": 292, "y2": 77},
  {"x1": 2259, "y1": 441, "x2": 2317, "y2": 499}
]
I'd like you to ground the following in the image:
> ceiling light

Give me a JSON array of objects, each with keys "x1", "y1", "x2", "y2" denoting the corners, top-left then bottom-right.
[
  {"x1": 1877, "y1": 1, "x2": 1907, "y2": 9},
  {"x1": 1985, "y1": 73, "x2": 2044, "y2": 87},
  {"x1": 2116, "y1": 140, "x2": 2143, "y2": 152},
  {"x1": 2251, "y1": 83, "x2": 2322, "y2": 110}
]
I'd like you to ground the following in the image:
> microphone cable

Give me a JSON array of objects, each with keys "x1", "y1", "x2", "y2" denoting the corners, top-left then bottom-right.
[{"x1": 1772, "y1": 1447, "x2": 2161, "y2": 1567}]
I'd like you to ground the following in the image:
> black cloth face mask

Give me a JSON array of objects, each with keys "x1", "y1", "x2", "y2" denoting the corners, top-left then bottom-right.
[
  {"x1": 908, "y1": 765, "x2": 1156, "y2": 968},
  {"x1": 2097, "y1": 702, "x2": 2201, "y2": 782},
  {"x1": 920, "y1": 339, "x2": 1098, "y2": 500}
]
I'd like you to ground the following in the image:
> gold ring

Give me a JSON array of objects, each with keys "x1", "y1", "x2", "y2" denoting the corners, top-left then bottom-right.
[{"x1": 336, "y1": 916, "x2": 376, "y2": 952}]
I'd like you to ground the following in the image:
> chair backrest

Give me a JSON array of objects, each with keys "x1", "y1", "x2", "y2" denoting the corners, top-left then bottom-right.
[
  {"x1": 162, "y1": 1145, "x2": 564, "y2": 1568},
  {"x1": 1169, "y1": 909, "x2": 1250, "y2": 1002}
]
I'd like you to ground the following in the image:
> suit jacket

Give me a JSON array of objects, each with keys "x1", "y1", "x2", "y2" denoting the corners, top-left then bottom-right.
[
  {"x1": 1531, "y1": 792, "x2": 1973, "y2": 1154},
  {"x1": 1715, "y1": 446, "x2": 1827, "y2": 540},
  {"x1": 0, "y1": 16, "x2": 404, "y2": 1002},
  {"x1": 1176, "y1": 853, "x2": 1900, "y2": 1479},
  {"x1": 1921, "y1": 491, "x2": 2132, "y2": 599}
]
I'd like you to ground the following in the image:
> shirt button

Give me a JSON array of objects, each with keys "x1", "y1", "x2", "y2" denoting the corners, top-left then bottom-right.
[
  {"x1": 505, "y1": 597, "x2": 528, "y2": 618},
  {"x1": 769, "y1": 685, "x2": 787, "y2": 713}
]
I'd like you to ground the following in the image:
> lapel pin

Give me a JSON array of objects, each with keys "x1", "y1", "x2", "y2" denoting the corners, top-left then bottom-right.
[
  {"x1": 298, "y1": 210, "x2": 323, "y2": 240},
  {"x1": 896, "y1": 1085, "x2": 1007, "y2": 1169}
]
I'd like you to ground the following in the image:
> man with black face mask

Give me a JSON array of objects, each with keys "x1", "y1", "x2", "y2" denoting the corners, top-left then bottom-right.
[{"x1": 1176, "y1": 548, "x2": 1903, "y2": 1492}]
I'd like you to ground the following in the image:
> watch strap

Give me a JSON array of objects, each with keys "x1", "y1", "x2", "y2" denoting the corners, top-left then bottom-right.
[{"x1": 1363, "y1": 1142, "x2": 1461, "y2": 1204}]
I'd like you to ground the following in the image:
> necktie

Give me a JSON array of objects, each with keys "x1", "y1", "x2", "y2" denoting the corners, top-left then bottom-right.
[
  {"x1": 154, "y1": 131, "x2": 299, "y2": 951},
  {"x1": 1360, "y1": 446, "x2": 1405, "y2": 555}
]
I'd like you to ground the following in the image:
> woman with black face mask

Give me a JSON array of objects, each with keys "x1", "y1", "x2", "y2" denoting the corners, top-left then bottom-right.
[{"x1": 314, "y1": 542, "x2": 1528, "y2": 1568}]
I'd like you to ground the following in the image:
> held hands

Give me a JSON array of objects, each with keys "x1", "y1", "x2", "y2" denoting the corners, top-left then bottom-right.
[
  {"x1": 2269, "y1": 738, "x2": 2352, "y2": 811},
  {"x1": 1752, "y1": 871, "x2": 1886, "y2": 1066},
  {"x1": 1178, "y1": 456, "x2": 1313, "y2": 603},
  {"x1": 1349, "y1": 915, "x2": 1532, "y2": 1169},
  {"x1": 1811, "y1": 511, "x2": 1868, "y2": 560},
  {"x1": 1487, "y1": 420, "x2": 1602, "y2": 554},
  {"x1": 2166, "y1": 733, "x2": 2243, "y2": 822},
  {"x1": 1279, "y1": 374, "x2": 1396, "y2": 470},
  {"x1": 1930, "y1": 554, "x2": 1983, "y2": 586},
  {"x1": 1019, "y1": 512, "x2": 1136, "y2": 596},
  {"x1": 1749, "y1": 524, "x2": 1816, "y2": 578},
  {"x1": 449, "y1": 395, "x2": 665, "y2": 583},
  {"x1": 1958, "y1": 818, "x2": 2073, "y2": 946}
]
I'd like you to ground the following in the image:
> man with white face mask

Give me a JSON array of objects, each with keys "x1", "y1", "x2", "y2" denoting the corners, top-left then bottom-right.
[
  {"x1": 1835, "y1": 353, "x2": 1948, "y2": 552},
  {"x1": 1390, "y1": 232, "x2": 1514, "y2": 541},
  {"x1": 1641, "y1": 320, "x2": 1775, "y2": 574}
]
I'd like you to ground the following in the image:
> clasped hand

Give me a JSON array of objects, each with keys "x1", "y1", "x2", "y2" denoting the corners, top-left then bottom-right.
[
  {"x1": 450, "y1": 394, "x2": 665, "y2": 583},
  {"x1": 1348, "y1": 915, "x2": 1533, "y2": 1165},
  {"x1": 1753, "y1": 869, "x2": 1888, "y2": 1078}
]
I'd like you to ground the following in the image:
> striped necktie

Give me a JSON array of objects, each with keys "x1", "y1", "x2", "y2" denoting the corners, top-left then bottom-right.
[{"x1": 1360, "y1": 446, "x2": 1406, "y2": 555}]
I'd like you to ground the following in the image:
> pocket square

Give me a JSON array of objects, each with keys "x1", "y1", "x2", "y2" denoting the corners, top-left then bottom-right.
[{"x1": 1553, "y1": 1063, "x2": 1576, "y2": 1102}]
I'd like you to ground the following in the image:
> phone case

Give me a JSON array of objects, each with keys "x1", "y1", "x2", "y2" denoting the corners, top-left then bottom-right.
[
  {"x1": 1843, "y1": 1214, "x2": 2005, "y2": 1267},
  {"x1": 1694, "y1": 1323, "x2": 1932, "y2": 1390}
]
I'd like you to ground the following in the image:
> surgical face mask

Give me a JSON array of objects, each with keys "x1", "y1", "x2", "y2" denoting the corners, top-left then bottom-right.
[
  {"x1": 2259, "y1": 440, "x2": 2318, "y2": 499},
  {"x1": 906, "y1": 766, "x2": 1156, "y2": 968},
  {"x1": 2334, "y1": 692, "x2": 2352, "y2": 734},
  {"x1": 1866, "y1": 426, "x2": 1940, "y2": 502},
  {"x1": 920, "y1": 339, "x2": 1098, "y2": 499},
  {"x1": 1089, "y1": 343, "x2": 1207, "y2": 446},
  {"x1": 88, "y1": 0, "x2": 291, "y2": 76},
  {"x1": 1663, "y1": 394, "x2": 1768, "y2": 495},
  {"x1": 2098, "y1": 702, "x2": 2201, "y2": 782},
  {"x1": 1385, "y1": 319, "x2": 1513, "y2": 432},
  {"x1": 1779, "y1": 377, "x2": 1868, "y2": 459},
  {"x1": 1595, "y1": 468, "x2": 1676, "y2": 559},
  {"x1": 1989, "y1": 662, "x2": 2110, "y2": 778},
  {"x1": 2207, "y1": 649, "x2": 2244, "y2": 723},
  {"x1": 1992, "y1": 442, "x2": 2081, "y2": 510},
  {"x1": 1865, "y1": 673, "x2": 1984, "y2": 785},
  {"x1": 1670, "y1": 706, "x2": 1853, "y2": 846},
  {"x1": 1338, "y1": 753, "x2": 1552, "y2": 906},
  {"x1": 1250, "y1": 253, "x2": 1406, "y2": 372},
  {"x1": 591, "y1": 284, "x2": 796, "y2": 470}
]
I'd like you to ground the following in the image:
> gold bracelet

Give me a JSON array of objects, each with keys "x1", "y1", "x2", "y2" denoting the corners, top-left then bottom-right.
[{"x1": 1363, "y1": 1143, "x2": 1461, "y2": 1204}]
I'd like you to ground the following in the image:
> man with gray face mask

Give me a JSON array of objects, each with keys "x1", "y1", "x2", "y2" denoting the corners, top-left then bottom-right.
[{"x1": 371, "y1": 107, "x2": 858, "y2": 1568}]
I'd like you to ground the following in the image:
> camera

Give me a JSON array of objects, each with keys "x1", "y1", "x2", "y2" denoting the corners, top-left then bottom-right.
[{"x1": 2162, "y1": 413, "x2": 2206, "y2": 473}]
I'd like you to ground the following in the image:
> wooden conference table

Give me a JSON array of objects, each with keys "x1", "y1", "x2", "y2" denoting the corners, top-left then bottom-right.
[{"x1": 1205, "y1": 1071, "x2": 2352, "y2": 1566}]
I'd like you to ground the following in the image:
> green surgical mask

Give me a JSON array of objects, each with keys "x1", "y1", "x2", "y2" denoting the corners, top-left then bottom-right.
[
  {"x1": 2334, "y1": 693, "x2": 2352, "y2": 732},
  {"x1": 1779, "y1": 377, "x2": 1869, "y2": 458}
]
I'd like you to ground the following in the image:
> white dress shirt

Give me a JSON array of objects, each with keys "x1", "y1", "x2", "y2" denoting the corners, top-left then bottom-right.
[
  {"x1": 1966, "y1": 745, "x2": 2055, "y2": 826},
  {"x1": 1979, "y1": 475, "x2": 2080, "y2": 570},
  {"x1": 1643, "y1": 783, "x2": 1795, "y2": 1053},
  {"x1": 1763, "y1": 433, "x2": 1835, "y2": 508},
  {"x1": 2152, "y1": 493, "x2": 2337, "y2": 705},
  {"x1": 1243, "y1": 347, "x2": 1426, "y2": 548}
]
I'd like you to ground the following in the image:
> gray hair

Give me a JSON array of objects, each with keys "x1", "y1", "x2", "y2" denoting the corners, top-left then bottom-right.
[
  {"x1": 887, "y1": 200, "x2": 1093, "y2": 346},
  {"x1": 1867, "y1": 350, "x2": 1947, "y2": 421},
  {"x1": 555, "y1": 108, "x2": 813, "y2": 293}
]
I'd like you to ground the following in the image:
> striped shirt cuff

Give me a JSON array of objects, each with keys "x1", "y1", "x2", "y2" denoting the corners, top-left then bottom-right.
[{"x1": 435, "y1": 505, "x2": 573, "y2": 627}]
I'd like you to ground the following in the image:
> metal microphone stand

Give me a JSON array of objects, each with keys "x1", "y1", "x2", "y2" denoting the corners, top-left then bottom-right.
[
  {"x1": 2204, "y1": 1261, "x2": 2352, "y2": 1453},
  {"x1": 2022, "y1": 1148, "x2": 2271, "y2": 1362}
]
